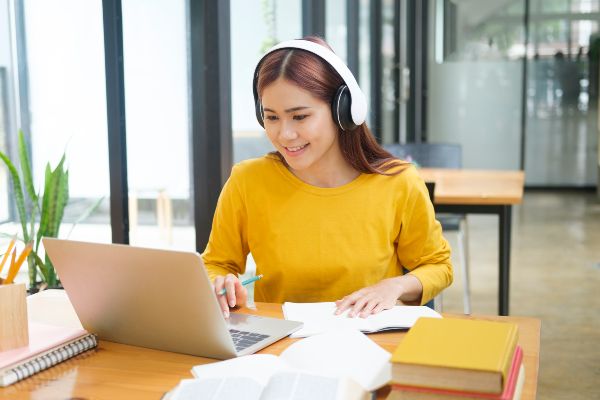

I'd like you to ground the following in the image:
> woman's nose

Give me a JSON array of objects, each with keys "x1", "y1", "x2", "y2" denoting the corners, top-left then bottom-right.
[{"x1": 279, "y1": 120, "x2": 298, "y2": 140}]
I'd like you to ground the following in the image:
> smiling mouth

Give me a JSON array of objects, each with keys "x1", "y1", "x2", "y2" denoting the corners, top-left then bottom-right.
[{"x1": 285, "y1": 144, "x2": 309, "y2": 152}]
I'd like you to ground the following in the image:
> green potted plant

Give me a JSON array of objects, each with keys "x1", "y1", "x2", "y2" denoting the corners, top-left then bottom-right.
[{"x1": 0, "y1": 130, "x2": 100, "y2": 291}]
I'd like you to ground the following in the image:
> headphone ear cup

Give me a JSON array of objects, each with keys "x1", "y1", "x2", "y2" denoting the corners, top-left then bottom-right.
[
  {"x1": 332, "y1": 85, "x2": 357, "y2": 131},
  {"x1": 255, "y1": 99, "x2": 265, "y2": 128}
]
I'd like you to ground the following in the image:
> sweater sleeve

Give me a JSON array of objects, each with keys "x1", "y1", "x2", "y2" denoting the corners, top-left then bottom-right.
[
  {"x1": 201, "y1": 165, "x2": 250, "y2": 281},
  {"x1": 396, "y1": 170, "x2": 453, "y2": 305}
]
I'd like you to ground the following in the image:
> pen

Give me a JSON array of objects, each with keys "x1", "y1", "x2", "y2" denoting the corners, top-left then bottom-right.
[{"x1": 218, "y1": 274, "x2": 263, "y2": 295}]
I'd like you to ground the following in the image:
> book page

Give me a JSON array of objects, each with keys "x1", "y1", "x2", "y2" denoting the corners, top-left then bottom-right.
[
  {"x1": 260, "y1": 372, "x2": 339, "y2": 400},
  {"x1": 170, "y1": 377, "x2": 263, "y2": 400},
  {"x1": 278, "y1": 329, "x2": 391, "y2": 391},
  {"x1": 367, "y1": 306, "x2": 442, "y2": 331},
  {"x1": 282, "y1": 302, "x2": 368, "y2": 337},
  {"x1": 260, "y1": 371, "x2": 367, "y2": 400},
  {"x1": 283, "y1": 302, "x2": 441, "y2": 337},
  {"x1": 191, "y1": 354, "x2": 285, "y2": 387}
]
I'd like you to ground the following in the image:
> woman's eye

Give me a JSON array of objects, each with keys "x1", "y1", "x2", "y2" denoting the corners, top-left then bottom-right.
[
  {"x1": 265, "y1": 115, "x2": 278, "y2": 121},
  {"x1": 293, "y1": 115, "x2": 308, "y2": 121}
]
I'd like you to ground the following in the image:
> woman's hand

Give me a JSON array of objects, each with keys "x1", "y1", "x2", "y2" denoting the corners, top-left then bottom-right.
[
  {"x1": 335, "y1": 275, "x2": 423, "y2": 318},
  {"x1": 213, "y1": 273, "x2": 248, "y2": 318}
]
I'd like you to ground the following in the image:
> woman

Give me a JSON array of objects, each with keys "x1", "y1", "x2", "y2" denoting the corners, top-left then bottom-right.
[{"x1": 203, "y1": 37, "x2": 452, "y2": 318}]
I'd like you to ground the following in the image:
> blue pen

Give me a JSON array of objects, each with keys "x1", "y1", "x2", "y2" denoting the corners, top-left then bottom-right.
[{"x1": 218, "y1": 274, "x2": 263, "y2": 295}]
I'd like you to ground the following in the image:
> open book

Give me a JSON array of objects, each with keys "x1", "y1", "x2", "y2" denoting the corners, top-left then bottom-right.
[
  {"x1": 167, "y1": 329, "x2": 391, "y2": 400},
  {"x1": 283, "y1": 302, "x2": 442, "y2": 337}
]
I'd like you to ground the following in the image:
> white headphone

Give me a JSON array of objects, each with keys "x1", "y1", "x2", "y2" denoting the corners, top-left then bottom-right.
[{"x1": 253, "y1": 39, "x2": 368, "y2": 131}]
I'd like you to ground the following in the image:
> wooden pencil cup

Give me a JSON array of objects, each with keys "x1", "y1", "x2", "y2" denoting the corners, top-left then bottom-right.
[{"x1": 0, "y1": 283, "x2": 29, "y2": 351}]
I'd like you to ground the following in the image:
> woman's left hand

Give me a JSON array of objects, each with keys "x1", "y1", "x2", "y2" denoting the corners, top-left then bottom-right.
[{"x1": 334, "y1": 277, "x2": 404, "y2": 318}]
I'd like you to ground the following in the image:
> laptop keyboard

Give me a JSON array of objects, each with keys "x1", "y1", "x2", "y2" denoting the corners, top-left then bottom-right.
[{"x1": 229, "y1": 329, "x2": 270, "y2": 352}]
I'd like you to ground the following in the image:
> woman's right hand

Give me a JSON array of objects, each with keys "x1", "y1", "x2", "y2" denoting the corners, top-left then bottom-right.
[{"x1": 212, "y1": 273, "x2": 248, "y2": 318}]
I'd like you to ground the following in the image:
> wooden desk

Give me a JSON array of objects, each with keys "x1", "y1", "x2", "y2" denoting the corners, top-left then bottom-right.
[
  {"x1": 419, "y1": 168, "x2": 525, "y2": 316},
  {"x1": 1, "y1": 303, "x2": 540, "y2": 400}
]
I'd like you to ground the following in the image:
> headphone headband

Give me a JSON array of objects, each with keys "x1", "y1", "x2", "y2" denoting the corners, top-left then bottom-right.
[{"x1": 253, "y1": 39, "x2": 367, "y2": 127}]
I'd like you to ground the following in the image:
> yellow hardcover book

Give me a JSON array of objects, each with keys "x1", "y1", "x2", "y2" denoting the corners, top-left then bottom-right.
[{"x1": 390, "y1": 317, "x2": 518, "y2": 394}]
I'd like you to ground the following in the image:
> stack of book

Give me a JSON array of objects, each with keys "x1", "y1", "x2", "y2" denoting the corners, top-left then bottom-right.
[
  {"x1": 0, "y1": 321, "x2": 97, "y2": 387},
  {"x1": 388, "y1": 317, "x2": 525, "y2": 400}
]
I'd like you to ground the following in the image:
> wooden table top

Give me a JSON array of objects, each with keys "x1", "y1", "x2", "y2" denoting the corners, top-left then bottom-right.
[
  {"x1": 418, "y1": 168, "x2": 525, "y2": 205},
  {"x1": 1, "y1": 303, "x2": 540, "y2": 400}
]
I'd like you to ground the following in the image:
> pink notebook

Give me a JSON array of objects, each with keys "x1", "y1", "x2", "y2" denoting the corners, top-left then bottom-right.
[{"x1": 0, "y1": 322, "x2": 87, "y2": 370}]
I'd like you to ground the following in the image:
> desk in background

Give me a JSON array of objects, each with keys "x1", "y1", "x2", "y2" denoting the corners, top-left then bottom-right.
[
  {"x1": 0, "y1": 303, "x2": 540, "y2": 400},
  {"x1": 419, "y1": 168, "x2": 525, "y2": 316}
]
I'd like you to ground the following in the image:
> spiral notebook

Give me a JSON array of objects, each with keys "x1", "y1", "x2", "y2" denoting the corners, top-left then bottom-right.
[{"x1": 0, "y1": 321, "x2": 98, "y2": 387}]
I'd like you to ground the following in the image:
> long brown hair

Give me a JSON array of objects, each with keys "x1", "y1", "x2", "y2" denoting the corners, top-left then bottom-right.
[{"x1": 256, "y1": 36, "x2": 409, "y2": 175}]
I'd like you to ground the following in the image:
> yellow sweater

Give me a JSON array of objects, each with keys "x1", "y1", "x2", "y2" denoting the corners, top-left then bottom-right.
[{"x1": 202, "y1": 155, "x2": 453, "y2": 305}]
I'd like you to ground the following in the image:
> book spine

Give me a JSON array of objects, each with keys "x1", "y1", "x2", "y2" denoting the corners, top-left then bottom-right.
[
  {"x1": 499, "y1": 325, "x2": 519, "y2": 383},
  {"x1": 0, "y1": 335, "x2": 98, "y2": 387}
]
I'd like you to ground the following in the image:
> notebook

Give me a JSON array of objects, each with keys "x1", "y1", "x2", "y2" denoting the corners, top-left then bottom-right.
[
  {"x1": 390, "y1": 317, "x2": 519, "y2": 394},
  {"x1": 0, "y1": 322, "x2": 97, "y2": 387},
  {"x1": 166, "y1": 329, "x2": 391, "y2": 400},
  {"x1": 282, "y1": 302, "x2": 442, "y2": 337}
]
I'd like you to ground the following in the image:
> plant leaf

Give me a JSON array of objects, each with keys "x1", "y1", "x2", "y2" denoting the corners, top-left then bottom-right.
[
  {"x1": 51, "y1": 166, "x2": 69, "y2": 238},
  {"x1": 45, "y1": 254, "x2": 57, "y2": 287},
  {"x1": 46, "y1": 155, "x2": 68, "y2": 238},
  {"x1": 17, "y1": 130, "x2": 38, "y2": 204},
  {"x1": 0, "y1": 150, "x2": 30, "y2": 243},
  {"x1": 66, "y1": 196, "x2": 104, "y2": 238},
  {"x1": 37, "y1": 162, "x2": 55, "y2": 246},
  {"x1": 0, "y1": 232, "x2": 24, "y2": 241},
  {"x1": 32, "y1": 252, "x2": 50, "y2": 283}
]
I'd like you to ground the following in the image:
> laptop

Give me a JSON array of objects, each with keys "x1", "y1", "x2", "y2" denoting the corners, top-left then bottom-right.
[{"x1": 43, "y1": 238, "x2": 303, "y2": 359}]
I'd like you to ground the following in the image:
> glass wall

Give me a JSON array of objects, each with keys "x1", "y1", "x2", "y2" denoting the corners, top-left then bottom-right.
[
  {"x1": 122, "y1": 0, "x2": 194, "y2": 249},
  {"x1": 427, "y1": 0, "x2": 525, "y2": 170},
  {"x1": 381, "y1": 0, "x2": 397, "y2": 144},
  {"x1": 326, "y1": 0, "x2": 347, "y2": 63},
  {"x1": 0, "y1": 0, "x2": 12, "y2": 223},
  {"x1": 524, "y1": 0, "x2": 599, "y2": 186},
  {"x1": 359, "y1": 0, "x2": 372, "y2": 126},
  {"x1": 230, "y1": 0, "x2": 302, "y2": 164},
  {"x1": 22, "y1": 0, "x2": 112, "y2": 242},
  {"x1": 428, "y1": 0, "x2": 599, "y2": 184}
]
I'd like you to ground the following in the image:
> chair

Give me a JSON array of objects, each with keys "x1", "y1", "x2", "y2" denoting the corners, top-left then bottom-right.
[{"x1": 384, "y1": 143, "x2": 471, "y2": 314}]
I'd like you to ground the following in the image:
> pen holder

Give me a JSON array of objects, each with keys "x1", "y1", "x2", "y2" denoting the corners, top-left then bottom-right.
[{"x1": 0, "y1": 283, "x2": 29, "y2": 351}]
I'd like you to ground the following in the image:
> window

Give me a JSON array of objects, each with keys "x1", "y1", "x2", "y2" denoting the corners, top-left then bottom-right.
[
  {"x1": 230, "y1": 0, "x2": 302, "y2": 163},
  {"x1": 23, "y1": 0, "x2": 111, "y2": 243},
  {"x1": 122, "y1": 0, "x2": 194, "y2": 250}
]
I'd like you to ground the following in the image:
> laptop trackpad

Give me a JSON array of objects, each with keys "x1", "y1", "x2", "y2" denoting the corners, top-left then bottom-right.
[
  {"x1": 227, "y1": 313, "x2": 275, "y2": 333},
  {"x1": 228, "y1": 312, "x2": 302, "y2": 336}
]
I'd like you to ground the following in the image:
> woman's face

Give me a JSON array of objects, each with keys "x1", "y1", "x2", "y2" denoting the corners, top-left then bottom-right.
[{"x1": 261, "y1": 78, "x2": 342, "y2": 175}]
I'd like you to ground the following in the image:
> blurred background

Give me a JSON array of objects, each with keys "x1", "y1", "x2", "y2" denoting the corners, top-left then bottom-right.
[{"x1": 0, "y1": 1, "x2": 598, "y2": 398}]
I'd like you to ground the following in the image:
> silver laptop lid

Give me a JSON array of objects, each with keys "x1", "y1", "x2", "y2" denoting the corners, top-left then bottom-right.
[{"x1": 43, "y1": 238, "x2": 301, "y2": 359}]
